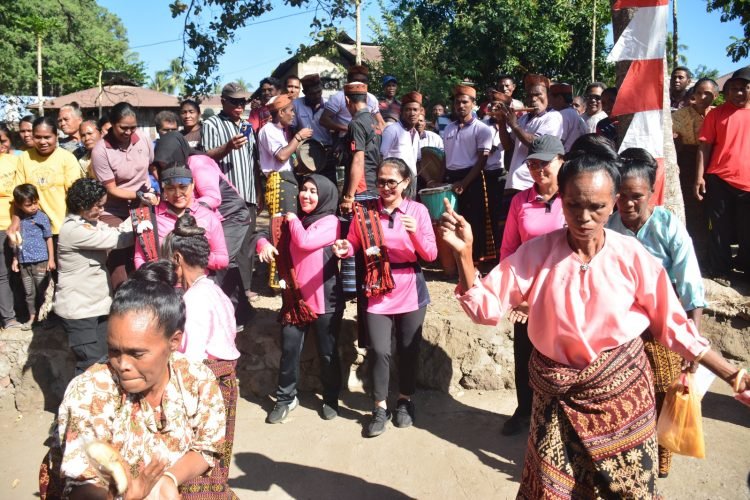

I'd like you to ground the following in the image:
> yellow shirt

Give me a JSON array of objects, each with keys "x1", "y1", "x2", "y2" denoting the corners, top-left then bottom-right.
[
  {"x1": 19, "y1": 148, "x2": 82, "y2": 234},
  {"x1": 0, "y1": 154, "x2": 20, "y2": 230}
]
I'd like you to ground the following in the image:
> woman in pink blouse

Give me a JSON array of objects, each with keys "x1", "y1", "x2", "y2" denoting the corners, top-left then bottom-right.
[
  {"x1": 333, "y1": 158, "x2": 437, "y2": 438},
  {"x1": 257, "y1": 174, "x2": 344, "y2": 424},
  {"x1": 498, "y1": 135, "x2": 566, "y2": 436},
  {"x1": 440, "y1": 152, "x2": 749, "y2": 498}
]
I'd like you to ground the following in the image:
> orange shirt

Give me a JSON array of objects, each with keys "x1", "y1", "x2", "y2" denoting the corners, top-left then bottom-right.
[{"x1": 698, "y1": 102, "x2": 750, "y2": 191}]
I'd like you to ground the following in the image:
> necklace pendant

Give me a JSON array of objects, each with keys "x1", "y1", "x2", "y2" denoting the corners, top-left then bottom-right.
[{"x1": 580, "y1": 263, "x2": 590, "y2": 272}]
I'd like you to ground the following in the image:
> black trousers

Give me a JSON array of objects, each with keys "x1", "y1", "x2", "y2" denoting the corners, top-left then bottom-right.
[
  {"x1": 367, "y1": 306, "x2": 426, "y2": 402},
  {"x1": 513, "y1": 322, "x2": 534, "y2": 417},
  {"x1": 276, "y1": 311, "x2": 343, "y2": 406},
  {"x1": 705, "y1": 174, "x2": 750, "y2": 275},
  {"x1": 61, "y1": 315, "x2": 108, "y2": 375}
]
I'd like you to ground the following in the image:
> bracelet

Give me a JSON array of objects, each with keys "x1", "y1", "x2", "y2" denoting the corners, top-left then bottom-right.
[
  {"x1": 294, "y1": 135, "x2": 301, "y2": 142},
  {"x1": 733, "y1": 368, "x2": 747, "y2": 393},
  {"x1": 163, "y1": 471, "x2": 179, "y2": 489},
  {"x1": 693, "y1": 346, "x2": 710, "y2": 364},
  {"x1": 342, "y1": 194, "x2": 354, "y2": 201}
]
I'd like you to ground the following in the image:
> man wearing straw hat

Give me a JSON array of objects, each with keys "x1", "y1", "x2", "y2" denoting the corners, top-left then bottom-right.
[{"x1": 442, "y1": 84, "x2": 494, "y2": 262}]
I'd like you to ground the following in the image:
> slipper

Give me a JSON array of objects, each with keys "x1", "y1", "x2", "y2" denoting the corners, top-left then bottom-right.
[{"x1": 4, "y1": 320, "x2": 22, "y2": 330}]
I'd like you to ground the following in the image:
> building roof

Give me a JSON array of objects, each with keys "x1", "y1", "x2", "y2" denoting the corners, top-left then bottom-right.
[{"x1": 43, "y1": 85, "x2": 180, "y2": 110}]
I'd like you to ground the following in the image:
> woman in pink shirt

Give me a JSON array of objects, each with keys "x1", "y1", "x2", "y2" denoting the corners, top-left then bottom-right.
[
  {"x1": 134, "y1": 165, "x2": 228, "y2": 270},
  {"x1": 498, "y1": 135, "x2": 566, "y2": 436},
  {"x1": 257, "y1": 174, "x2": 343, "y2": 423},
  {"x1": 440, "y1": 152, "x2": 749, "y2": 498},
  {"x1": 334, "y1": 158, "x2": 437, "y2": 438}
]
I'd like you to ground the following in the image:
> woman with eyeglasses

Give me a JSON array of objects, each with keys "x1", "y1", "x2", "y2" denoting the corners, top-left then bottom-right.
[
  {"x1": 333, "y1": 157, "x2": 437, "y2": 438},
  {"x1": 91, "y1": 102, "x2": 156, "y2": 288},
  {"x1": 497, "y1": 135, "x2": 567, "y2": 436},
  {"x1": 134, "y1": 164, "x2": 228, "y2": 271}
]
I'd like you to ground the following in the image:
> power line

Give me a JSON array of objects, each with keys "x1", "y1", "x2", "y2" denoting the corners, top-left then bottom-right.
[{"x1": 129, "y1": 9, "x2": 318, "y2": 51}]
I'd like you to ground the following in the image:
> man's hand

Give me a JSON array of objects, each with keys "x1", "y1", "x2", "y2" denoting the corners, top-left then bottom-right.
[
  {"x1": 11, "y1": 257, "x2": 19, "y2": 273},
  {"x1": 297, "y1": 128, "x2": 313, "y2": 141},
  {"x1": 694, "y1": 177, "x2": 706, "y2": 201},
  {"x1": 227, "y1": 134, "x2": 248, "y2": 151},
  {"x1": 339, "y1": 199, "x2": 353, "y2": 216},
  {"x1": 452, "y1": 181, "x2": 466, "y2": 196},
  {"x1": 47, "y1": 258, "x2": 56, "y2": 272}
]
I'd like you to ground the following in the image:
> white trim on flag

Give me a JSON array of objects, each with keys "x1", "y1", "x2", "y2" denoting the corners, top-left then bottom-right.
[
  {"x1": 619, "y1": 110, "x2": 664, "y2": 157},
  {"x1": 607, "y1": 6, "x2": 667, "y2": 62}
]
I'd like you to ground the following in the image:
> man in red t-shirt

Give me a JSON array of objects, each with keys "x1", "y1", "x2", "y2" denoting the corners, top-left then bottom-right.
[{"x1": 696, "y1": 66, "x2": 750, "y2": 283}]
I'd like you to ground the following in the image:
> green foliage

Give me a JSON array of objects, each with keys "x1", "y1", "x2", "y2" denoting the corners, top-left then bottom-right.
[
  {"x1": 169, "y1": 0, "x2": 355, "y2": 96},
  {"x1": 666, "y1": 32, "x2": 689, "y2": 74},
  {"x1": 149, "y1": 58, "x2": 186, "y2": 95},
  {"x1": 0, "y1": 0, "x2": 145, "y2": 96},
  {"x1": 693, "y1": 64, "x2": 721, "y2": 80},
  {"x1": 380, "y1": 0, "x2": 615, "y2": 100},
  {"x1": 706, "y1": 0, "x2": 750, "y2": 62}
]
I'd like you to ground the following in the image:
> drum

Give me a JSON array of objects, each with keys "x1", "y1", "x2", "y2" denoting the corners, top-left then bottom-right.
[
  {"x1": 418, "y1": 147, "x2": 445, "y2": 186},
  {"x1": 296, "y1": 139, "x2": 327, "y2": 173},
  {"x1": 418, "y1": 184, "x2": 458, "y2": 222}
]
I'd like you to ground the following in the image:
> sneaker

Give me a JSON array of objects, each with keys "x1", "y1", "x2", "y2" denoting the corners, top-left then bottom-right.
[
  {"x1": 3, "y1": 319, "x2": 22, "y2": 330},
  {"x1": 321, "y1": 403, "x2": 338, "y2": 420},
  {"x1": 365, "y1": 407, "x2": 391, "y2": 437},
  {"x1": 266, "y1": 397, "x2": 298, "y2": 424},
  {"x1": 501, "y1": 410, "x2": 531, "y2": 436},
  {"x1": 392, "y1": 398, "x2": 415, "y2": 428}
]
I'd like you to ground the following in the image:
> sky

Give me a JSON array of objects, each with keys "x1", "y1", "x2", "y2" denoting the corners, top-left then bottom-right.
[{"x1": 100, "y1": 0, "x2": 749, "y2": 91}]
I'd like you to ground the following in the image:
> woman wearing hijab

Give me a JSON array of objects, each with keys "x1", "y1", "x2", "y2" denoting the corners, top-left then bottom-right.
[{"x1": 257, "y1": 174, "x2": 344, "y2": 424}]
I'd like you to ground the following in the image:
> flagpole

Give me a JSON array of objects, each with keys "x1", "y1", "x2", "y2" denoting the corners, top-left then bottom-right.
[{"x1": 592, "y1": 0, "x2": 597, "y2": 81}]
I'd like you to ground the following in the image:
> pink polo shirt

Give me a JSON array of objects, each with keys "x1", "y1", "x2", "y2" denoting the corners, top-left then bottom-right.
[
  {"x1": 458, "y1": 228, "x2": 709, "y2": 369},
  {"x1": 134, "y1": 200, "x2": 228, "y2": 270},
  {"x1": 499, "y1": 187, "x2": 565, "y2": 261},
  {"x1": 181, "y1": 276, "x2": 240, "y2": 362},
  {"x1": 345, "y1": 198, "x2": 437, "y2": 314}
]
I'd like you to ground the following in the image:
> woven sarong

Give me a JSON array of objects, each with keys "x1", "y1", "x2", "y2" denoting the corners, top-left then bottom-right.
[
  {"x1": 265, "y1": 171, "x2": 298, "y2": 289},
  {"x1": 519, "y1": 337, "x2": 659, "y2": 499},
  {"x1": 180, "y1": 359, "x2": 239, "y2": 499}
]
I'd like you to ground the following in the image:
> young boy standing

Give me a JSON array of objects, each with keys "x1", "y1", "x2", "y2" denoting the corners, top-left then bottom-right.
[{"x1": 10, "y1": 184, "x2": 54, "y2": 329}]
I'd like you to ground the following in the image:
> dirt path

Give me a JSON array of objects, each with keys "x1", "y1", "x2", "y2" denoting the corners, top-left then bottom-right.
[{"x1": 2, "y1": 380, "x2": 748, "y2": 499}]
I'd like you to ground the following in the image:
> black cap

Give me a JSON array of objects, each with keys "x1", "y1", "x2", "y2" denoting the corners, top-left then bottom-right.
[
  {"x1": 729, "y1": 66, "x2": 750, "y2": 84},
  {"x1": 160, "y1": 165, "x2": 193, "y2": 185},
  {"x1": 527, "y1": 135, "x2": 565, "y2": 161}
]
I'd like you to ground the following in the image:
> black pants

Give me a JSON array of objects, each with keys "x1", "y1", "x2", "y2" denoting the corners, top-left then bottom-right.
[
  {"x1": 0, "y1": 231, "x2": 16, "y2": 325},
  {"x1": 61, "y1": 315, "x2": 108, "y2": 375},
  {"x1": 237, "y1": 203, "x2": 258, "y2": 292},
  {"x1": 276, "y1": 311, "x2": 343, "y2": 406},
  {"x1": 705, "y1": 174, "x2": 750, "y2": 275},
  {"x1": 445, "y1": 168, "x2": 486, "y2": 261},
  {"x1": 513, "y1": 322, "x2": 534, "y2": 417},
  {"x1": 367, "y1": 306, "x2": 426, "y2": 402}
]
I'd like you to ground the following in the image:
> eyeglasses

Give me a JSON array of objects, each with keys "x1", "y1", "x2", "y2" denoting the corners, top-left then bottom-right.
[
  {"x1": 224, "y1": 97, "x2": 247, "y2": 107},
  {"x1": 376, "y1": 178, "x2": 406, "y2": 189},
  {"x1": 585, "y1": 94, "x2": 602, "y2": 101}
]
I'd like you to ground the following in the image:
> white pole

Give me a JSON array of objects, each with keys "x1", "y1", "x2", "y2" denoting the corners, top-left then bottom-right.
[
  {"x1": 355, "y1": 0, "x2": 362, "y2": 65},
  {"x1": 591, "y1": 0, "x2": 597, "y2": 82},
  {"x1": 37, "y1": 34, "x2": 44, "y2": 116}
]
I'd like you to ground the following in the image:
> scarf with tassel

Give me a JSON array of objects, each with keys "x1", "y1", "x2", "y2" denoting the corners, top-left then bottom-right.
[{"x1": 352, "y1": 198, "x2": 395, "y2": 298}]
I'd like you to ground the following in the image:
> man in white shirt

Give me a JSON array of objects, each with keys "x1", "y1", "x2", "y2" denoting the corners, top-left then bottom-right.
[
  {"x1": 292, "y1": 74, "x2": 331, "y2": 147},
  {"x1": 443, "y1": 84, "x2": 494, "y2": 261},
  {"x1": 548, "y1": 83, "x2": 588, "y2": 152},
  {"x1": 583, "y1": 82, "x2": 608, "y2": 133},
  {"x1": 380, "y1": 91, "x2": 422, "y2": 196},
  {"x1": 319, "y1": 64, "x2": 385, "y2": 137}
]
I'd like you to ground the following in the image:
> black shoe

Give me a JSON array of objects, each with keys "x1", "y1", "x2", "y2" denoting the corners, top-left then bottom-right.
[
  {"x1": 392, "y1": 398, "x2": 415, "y2": 428},
  {"x1": 365, "y1": 407, "x2": 391, "y2": 437},
  {"x1": 266, "y1": 397, "x2": 298, "y2": 424},
  {"x1": 321, "y1": 403, "x2": 338, "y2": 420},
  {"x1": 501, "y1": 410, "x2": 531, "y2": 436}
]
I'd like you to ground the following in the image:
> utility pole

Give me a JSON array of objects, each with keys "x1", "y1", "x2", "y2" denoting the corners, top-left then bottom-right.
[
  {"x1": 36, "y1": 33, "x2": 44, "y2": 116},
  {"x1": 591, "y1": 0, "x2": 597, "y2": 82},
  {"x1": 355, "y1": 0, "x2": 362, "y2": 65}
]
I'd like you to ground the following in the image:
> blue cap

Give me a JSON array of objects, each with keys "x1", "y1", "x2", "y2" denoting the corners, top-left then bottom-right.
[{"x1": 382, "y1": 75, "x2": 397, "y2": 86}]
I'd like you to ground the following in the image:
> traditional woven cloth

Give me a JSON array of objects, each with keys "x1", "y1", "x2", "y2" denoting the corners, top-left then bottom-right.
[
  {"x1": 352, "y1": 199, "x2": 395, "y2": 298},
  {"x1": 519, "y1": 337, "x2": 659, "y2": 499},
  {"x1": 275, "y1": 218, "x2": 318, "y2": 326},
  {"x1": 180, "y1": 359, "x2": 239, "y2": 499},
  {"x1": 131, "y1": 205, "x2": 159, "y2": 263},
  {"x1": 643, "y1": 333, "x2": 683, "y2": 477},
  {"x1": 265, "y1": 171, "x2": 298, "y2": 289},
  {"x1": 479, "y1": 171, "x2": 497, "y2": 262}
]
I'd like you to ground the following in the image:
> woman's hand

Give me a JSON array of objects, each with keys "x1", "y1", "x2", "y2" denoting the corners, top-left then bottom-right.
[
  {"x1": 47, "y1": 257, "x2": 56, "y2": 272},
  {"x1": 122, "y1": 457, "x2": 167, "y2": 500},
  {"x1": 258, "y1": 244, "x2": 279, "y2": 264},
  {"x1": 143, "y1": 476, "x2": 180, "y2": 500},
  {"x1": 401, "y1": 214, "x2": 417, "y2": 234},
  {"x1": 285, "y1": 212, "x2": 298, "y2": 221},
  {"x1": 439, "y1": 198, "x2": 473, "y2": 255},
  {"x1": 142, "y1": 192, "x2": 158, "y2": 206},
  {"x1": 332, "y1": 239, "x2": 350, "y2": 259},
  {"x1": 11, "y1": 257, "x2": 19, "y2": 273},
  {"x1": 508, "y1": 301, "x2": 529, "y2": 324}
]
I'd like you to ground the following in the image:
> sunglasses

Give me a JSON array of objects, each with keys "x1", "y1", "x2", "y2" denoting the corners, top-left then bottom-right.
[
  {"x1": 585, "y1": 94, "x2": 602, "y2": 101},
  {"x1": 224, "y1": 97, "x2": 247, "y2": 107},
  {"x1": 376, "y1": 178, "x2": 407, "y2": 189}
]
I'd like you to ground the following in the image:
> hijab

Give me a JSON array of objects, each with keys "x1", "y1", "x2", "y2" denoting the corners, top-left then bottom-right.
[
  {"x1": 300, "y1": 174, "x2": 338, "y2": 229},
  {"x1": 154, "y1": 131, "x2": 197, "y2": 166}
]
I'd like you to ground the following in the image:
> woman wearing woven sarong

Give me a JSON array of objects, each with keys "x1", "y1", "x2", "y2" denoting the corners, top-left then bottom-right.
[
  {"x1": 256, "y1": 174, "x2": 344, "y2": 424},
  {"x1": 498, "y1": 135, "x2": 566, "y2": 436},
  {"x1": 333, "y1": 158, "x2": 437, "y2": 438},
  {"x1": 607, "y1": 148, "x2": 707, "y2": 478},
  {"x1": 42, "y1": 262, "x2": 228, "y2": 499},
  {"x1": 440, "y1": 152, "x2": 750, "y2": 498}
]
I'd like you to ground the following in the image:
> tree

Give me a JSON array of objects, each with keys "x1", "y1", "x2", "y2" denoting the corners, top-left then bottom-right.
[
  {"x1": 666, "y1": 32, "x2": 688, "y2": 74},
  {"x1": 0, "y1": 0, "x2": 145, "y2": 97},
  {"x1": 706, "y1": 0, "x2": 750, "y2": 62},
  {"x1": 169, "y1": 0, "x2": 355, "y2": 96},
  {"x1": 693, "y1": 65, "x2": 720, "y2": 80}
]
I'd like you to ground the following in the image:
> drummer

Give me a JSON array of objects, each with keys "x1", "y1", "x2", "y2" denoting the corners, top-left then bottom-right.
[
  {"x1": 380, "y1": 91, "x2": 423, "y2": 197},
  {"x1": 442, "y1": 84, "x2": 494, "y2": 262},
  {"x1": 292, "y1": 74, "x2": 333, "y2": 170}
]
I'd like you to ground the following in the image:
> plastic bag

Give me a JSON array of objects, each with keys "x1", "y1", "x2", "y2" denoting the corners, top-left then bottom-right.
[{"x1": 656, "y1": 373, "x2": 705, "y2": 458}]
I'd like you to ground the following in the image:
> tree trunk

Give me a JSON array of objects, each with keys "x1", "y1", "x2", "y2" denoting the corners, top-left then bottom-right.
[
  {"x1": 609, "y1": 1, "x2": 685, "y2": 224},
  {"x1": 36, "y1": 34, "x2": 44, "y2": 116},
  {"x1": 672, "y1": 0, "x2": 678, "y2": 70}
]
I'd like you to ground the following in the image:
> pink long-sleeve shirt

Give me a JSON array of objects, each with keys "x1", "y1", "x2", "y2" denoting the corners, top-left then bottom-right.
[
  {"x1": 345, "y1": 198, "x2": 438, "y2": 314},
  {"x1": 499, "y1": 187, "x2": 565, "y2": 261},
  {"x1": 458, "y1": 228, "x2": 709, "y2": 369},
  {"x1": 257, "y1": 214, "x2": 342, "y2": 315},
  {"x1": 134, "y1": 200, "x2": 228, "y2": 270},
  {"x1": 181, "y1": 276, "x2": 240, "y2": 362}
]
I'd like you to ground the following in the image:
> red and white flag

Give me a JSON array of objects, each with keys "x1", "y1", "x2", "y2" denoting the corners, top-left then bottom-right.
[{"x1": 608, "y1": 0, "x2": 668, "y2": 205}]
